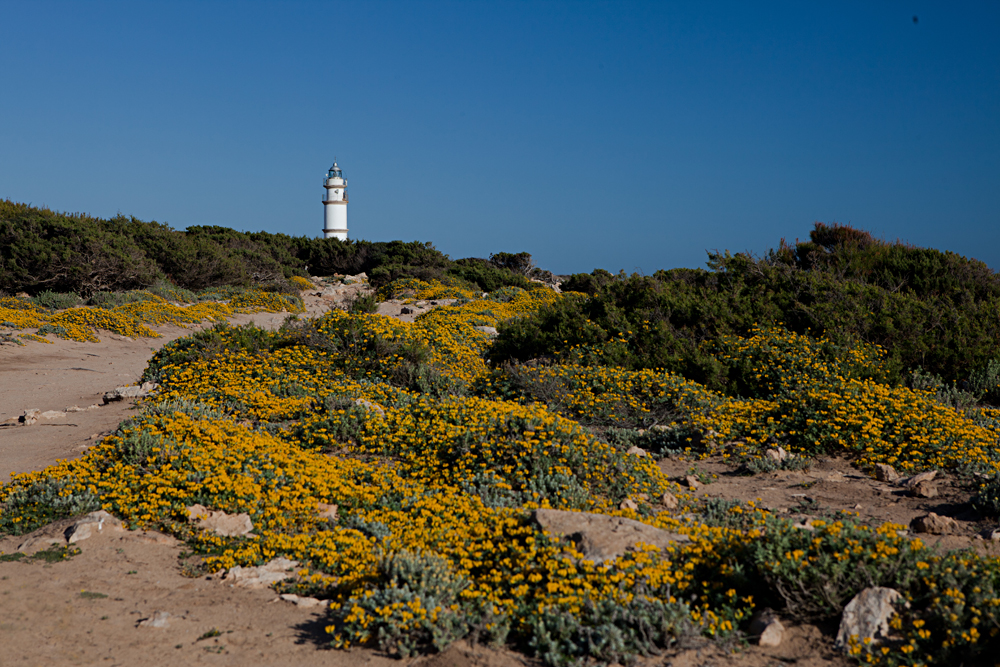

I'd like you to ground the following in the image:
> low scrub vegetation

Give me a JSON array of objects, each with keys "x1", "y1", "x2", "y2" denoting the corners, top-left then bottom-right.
[{"x1": 3, "y1": 222, "x2": 1000, "y2": 666}]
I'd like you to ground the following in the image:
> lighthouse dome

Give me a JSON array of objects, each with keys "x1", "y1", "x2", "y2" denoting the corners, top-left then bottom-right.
[{"x1": 327, "y1": 162, "x2": 343, "y2": 179}]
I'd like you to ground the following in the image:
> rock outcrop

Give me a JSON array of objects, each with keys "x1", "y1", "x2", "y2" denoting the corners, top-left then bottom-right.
[{"x1": 530, "y1": 509, "x2": 689, "y2": 563}]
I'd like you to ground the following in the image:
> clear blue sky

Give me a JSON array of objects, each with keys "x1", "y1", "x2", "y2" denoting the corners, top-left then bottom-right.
[{"x1": 2, "y1": 1, "x2": 998, "y2": 274}]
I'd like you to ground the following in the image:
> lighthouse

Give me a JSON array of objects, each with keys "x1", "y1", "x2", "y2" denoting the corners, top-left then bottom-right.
[{"x1": 322, "y1": 161, "x2": 348, "y2": 240}]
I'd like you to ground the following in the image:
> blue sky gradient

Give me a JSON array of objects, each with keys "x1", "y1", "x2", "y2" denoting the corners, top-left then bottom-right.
[{"x1": 2, "y1": 1, "x2": 998, "y2": 274}]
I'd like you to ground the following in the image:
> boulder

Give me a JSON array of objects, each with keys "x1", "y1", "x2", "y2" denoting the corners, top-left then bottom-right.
[
  {"x1": 908, "y1": 479, "x2": 938, "y2": 498},
  {"x1": 138, "y1": 611, "x2": 171, "y2": 628},
  {"x1": 619, "y1": 498, "x2": 639, "y2": 511},
  {"x1": 765, "y1": 447, "x2": 790, "y2": 463},
  {"x1": 660, "y1": 492, "x2": 679, "y2": 509},
  {"x1": 874, "y1": 463, "x2": 899, "y2": 483},
  {"x1": 910, "y1": 512, "x2": 958, "y2": 535},
  {"x1": 474, "y1": 326, "x2": 498, "y2": 337},
  {"x1": 749, "y1": 609, "x2": 784, "y2": 647},
  {"x1": 103, "y1": 382, "x2": 158, "y2": 404},
  {"x1": 18, "y1": 409, "x2": 41, "y2": 425},
  {"x1": 65, "y1": 510, "x2": 125, "y2": 543},
  {"x1": 226, "y1": 557, "x2": 300, "y2": 588},
  {"x1": 186, "y1": 504, "x2": 254, "y2": 537},
  {"x1": 530, "y1": 509, "x2": 690, "y2": 564},
  {"x1": 625, "y1": 446, "x2": 648, "y2": 458},
  {"x1": 897, "y1": 470, "x2": 938, "y2": 489},
  {"x1": 835, "y1": 587, "x2": 904, "y2": 652},
  {"x1": 681, "y1": 475, "x2": 701, "y2": 489},
  {"x1": 317, "y1": 502, "x2": 338, "y2": 522}
]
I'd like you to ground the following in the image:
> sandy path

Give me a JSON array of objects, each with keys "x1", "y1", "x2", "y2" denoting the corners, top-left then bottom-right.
[{"x1": 0, "y1": 301, "x2": 327, "y2": 483}]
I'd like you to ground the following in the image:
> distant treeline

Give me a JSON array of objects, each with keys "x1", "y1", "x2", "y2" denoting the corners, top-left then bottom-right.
[
  {"x1": 0, "y1": 200, "x2": 538, "y2": 296},
  {"x1": 492, "y1": 223, "x2": 1000, "y2": 387}
]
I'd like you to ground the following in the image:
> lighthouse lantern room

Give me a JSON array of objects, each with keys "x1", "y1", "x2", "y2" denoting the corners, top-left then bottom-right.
[{"x1": 322, "y1": 161, "x2": 348, "y2": 240}]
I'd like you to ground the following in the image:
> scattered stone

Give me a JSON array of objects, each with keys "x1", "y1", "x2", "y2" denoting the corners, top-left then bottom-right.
[
  {"x1": 619, "y1": 498, "x2": 639, "y2": 511},
  {"x1": 279, "y1": 593, "x2": 324, "y2": 608},
  {"x1": 791, "y1": 516, "x2": 817, "y2": 531},
  {"x1": 102, "y1": 382, "x2": 159, "y2": 404},
  {"x1": 40, "y1": 410, "x2": 65, "y2": 420},
  {"x1": 65, "y1": 510, "x2": 125, "y2": 543},
  {"x1": 625, "y1": 446, "x2": 648, "y2": 458},
  {"x1": 138, "y1": 611, "x2": 171, "y2": 628},
  {"x1": 530, "y1": 509, "x2": 690, "y2": 564},
  {"x1": 186, "y1": 504, "x2": 254, "y2": 537},
  {"x1": 874, "y1": 463, "x2": 899, "y2": 483},
  {"x1": 660, "y1": 492, "x2": 679, "y2": 509},
  {"x1": 908, "y1": 479, "x2": 938, "y2": 498},
  {"x1": 18, "y1": 409, "x2": 40, "y2": 425},
  {"x1": 835, "y1": 587, "x2": 905, "y2": 652},
  {"x1": 681, "y1": 475, "x2": 701, "y2": 489},
  {"x1": 317, "y1": 502, "x2": 338, "y2": 522},
  {"x1": 225, "y1": 557, "x2": 300, "y2": 588},
  {"x1": 910, "y1": 512, "x2": 958, "y2": 535},
  {"x1": 65, "y1": 405, "x2": 86, "y2": 413},
  {"x1": 765, "y1": 447, "x2": 789, "y2": 463},
  {"x1": 897, "y1": 470, "x2": 938, "y2": 489},
  {"x1": 749, "y1": 609, "x2": 785, "y2": 647}
]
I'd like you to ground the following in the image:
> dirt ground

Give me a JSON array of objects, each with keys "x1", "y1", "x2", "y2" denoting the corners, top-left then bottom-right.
[{"x1": 0, "y1": 290, "x2": 994, "y2": 666}]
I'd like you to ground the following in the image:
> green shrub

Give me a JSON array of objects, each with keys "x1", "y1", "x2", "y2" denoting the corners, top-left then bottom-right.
[
  {"x1": 347, "y1": 292, "x2": 378, "y2": 314},
  {"x1": 142, "y1": 323, "x2": 279, "y2": 383},
  {"x1": 31, "y1": 290, "x2": 83, "y2": 310},
  {"x1": 526, "y1": 594, "x2": 693, "y2": 667},
  {"x1": 87, "y1": 290, "x2": 159, "y2": 308},
  {"x1": 0, "y1": 477, "x2": 100, "y2": 536},
  {"x1": 328, "y1": 550, "x2": 480, "y2": 657}
]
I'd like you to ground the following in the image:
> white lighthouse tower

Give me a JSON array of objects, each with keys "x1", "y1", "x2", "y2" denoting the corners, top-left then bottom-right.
[{"x1": 322, "y1": 161, "x2": 348, "y2": 240}]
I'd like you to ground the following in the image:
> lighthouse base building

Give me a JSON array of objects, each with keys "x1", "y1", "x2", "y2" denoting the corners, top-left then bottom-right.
[{"x1": 322, "y1": 161, "x2": 348, "y2": 240}]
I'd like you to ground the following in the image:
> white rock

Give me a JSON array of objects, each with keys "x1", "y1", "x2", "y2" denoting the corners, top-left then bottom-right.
[
  {"x1": 660, "y1": 492, "x2": 679, "y2": 509},
  {"x1": 19, "y1": 409, "x2": 41, "y2": 425},
  {"x1": 186, "y1": 504, "x2": 254, "y2": 537},
  {"x1": 910, "y1": 512, "x2": 958, "y2": 535},
  {"x1": 749, "y1": 609, "x2": 784, "y2": 647},
  {"x1": 765, "y1": 447, "x2": 789, "y2": 463},
  {"x1": 835, "y1": 587, "x2": 904, "y2": 652},
  {"x1": 897, "y1": 470, "x2": 938, "y2": 489},
  {"x1": 531, "y1": 509, "x2": 690, "y2": 564},
  {"x1": 138, "y1": 611, "x2": 171, "y2": 628},
  {"x1": 40, "y1": 410, "x2": 66, "y2": 420},
  {"x1": 65, "y1": 510, "x2": 125, "y2": 543},
  {"x1": 317, "y1": 502, "x2": 338, "y2": 521},
  {"x1": 226, "y1": 557, "x2": 300, "y2": 589},
  {"x1": 102, "y1": 382, "x2": 159, "y2": 404},
  {"x1": 619, "y1": 498, "x2": 639, "y2": 511},
  {"x1": 874, "y1": 463, "x2": 899, "y2": 483}
]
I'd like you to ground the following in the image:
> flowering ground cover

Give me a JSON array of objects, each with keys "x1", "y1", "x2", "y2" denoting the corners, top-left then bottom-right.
[
  {"x1": 2, "y1": 278, "x2": 1000, "y2": 665},
  {"x1": 0, "y1": 289, "x2": 303, "y2": 344}
]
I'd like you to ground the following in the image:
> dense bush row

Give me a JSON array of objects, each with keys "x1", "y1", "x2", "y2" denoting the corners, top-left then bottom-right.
[
  {"x1": 493, "y1": 223, "x2": 1000, "y2": 389},
  {"x1": 0, "y1": 200, "x2": 537, "y2": 296}
]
